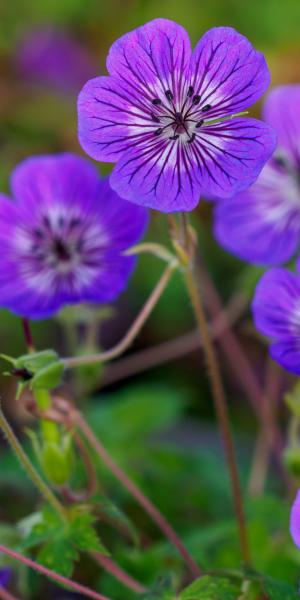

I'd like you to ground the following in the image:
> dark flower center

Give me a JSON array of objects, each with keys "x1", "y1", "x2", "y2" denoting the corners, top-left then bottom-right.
[
  {"x1": 31, "y1": 214, "x2": 85, "y2": 271},
  {"x1": 150, "y1": 86, "x2": 212, "y2": 144},
  {"x1": 53, "y1": 238, "x2": 72, "y2": 262}
]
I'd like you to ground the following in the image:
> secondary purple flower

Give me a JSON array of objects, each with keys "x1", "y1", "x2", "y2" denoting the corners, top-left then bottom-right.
[
  {"x1": 78, "y1": 19, "x2": 276, "y2": 213},
  {"x1": 290, "y1": 490, "x2": 300, "y2": 548},
  {"x1": 0, "y1": 567, "x2": 11, "y2": 589},
  {"x1": 0, "y1": 154, "x2": 147, "y2": 319},
  {"x1": 16, "y1": 27, "x2": 96, "y2": 94},
  {"x1": 252, "y1": 268, "x2": 300, "y2": 375},
  {"x1": 214, "y1": 85, "x2": 300, "y2": 266}
]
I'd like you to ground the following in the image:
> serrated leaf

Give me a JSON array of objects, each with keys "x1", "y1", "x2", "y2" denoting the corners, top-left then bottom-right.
[
  {"x1": 70, "y1": 511, "x2": 109, "y2": 555},
  {"x1": 179, "y1": 576, "x2": 239, "y2": 600},
  {"x1": 37, "y1": 539, "x2": 78, "y2": 577}
]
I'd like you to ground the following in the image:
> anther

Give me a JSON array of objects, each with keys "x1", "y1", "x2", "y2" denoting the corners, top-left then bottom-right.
[
  {"x1": 196, "y1": 120, "x2": 204, "y2": 128},
  {"x1": 155, "y1": 128, "x2": 163, "y2": 135},
  {"x1": 187, "y1": 85, "x2": 194, "y2": 97},
  {"x1": 201, "y1": 104, "x2": 212, "y2": 112},
  {"x1": 165, "y1": 90, "x2": 173, "y2": 101},
  {"x1": 151, "y1": 113, "x2": 160, "y2": 123},
  {"x1": 152, "y1": 98, "x2": 161, "y2": 105},
  {"x1": 192, "y1": 95, "x2": 201, "y2": 105},
  {"x1": 187, "y1": 133, "x2": 196, "y2": 144},
  {"x1": 169, "y1": 134, "x2": 179, "y2": 141}
]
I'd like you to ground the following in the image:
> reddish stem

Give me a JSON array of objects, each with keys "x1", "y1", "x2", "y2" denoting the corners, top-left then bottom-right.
[
  {"x1": 21, "y1": 318, "x2": 35, "y2": 353},
  {"x1": 93, "y1": 553, "x2": 146, "y2": 594},
  {"x1": 75, "y1": 412, "x2": 201, "y2": 579},
  {"x1": 0, "y1": 587, "x2": 19, "y2": 600},
  {"x1": 0, "y1": 545, "x2": 112, "y2": 600}
]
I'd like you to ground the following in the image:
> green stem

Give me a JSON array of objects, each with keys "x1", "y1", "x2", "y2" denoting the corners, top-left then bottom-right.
[
  {"x1": 0, "y1": 405, "x2": 67, "y2": 522},
  {"x1": 173, "y1": 214, "x2": 250, "y2": 565},
  {"x1": 34, "y1": 389, "x2": 60, "y2": 443}
]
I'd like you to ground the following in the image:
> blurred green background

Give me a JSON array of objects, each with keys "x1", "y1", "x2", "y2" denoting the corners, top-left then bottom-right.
[{"x1": 0, "y1": 1, "x2": 300, "y2": 596}]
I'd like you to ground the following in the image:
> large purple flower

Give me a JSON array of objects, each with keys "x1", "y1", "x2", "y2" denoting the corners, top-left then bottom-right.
[
  {"x1": 214, "y1": 85, "x2": 300, "y2": 265},
  {"x1": 0, "y1": 154, "x2": 147, "y2": 319},
  {"x1": 252, "y1": 268, "x2": 300, "y2": 375},
  {"x1": 0, "y1": 567, "x2": 11, "y2": 589},
  {"x1": 78, "y1": 19, "x2": 275, "y2": 213}
]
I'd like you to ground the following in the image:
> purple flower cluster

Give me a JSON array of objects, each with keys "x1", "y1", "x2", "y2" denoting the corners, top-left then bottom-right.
[
  {"x1": 214, "y1": 86, "x2": 300, "y2": 266},
  {"x1": 0, "y1": 154, "x2": 147, "y2": 319},
  {"x1": 78, "y1": 18, "x2": 275, "y2": 212}
]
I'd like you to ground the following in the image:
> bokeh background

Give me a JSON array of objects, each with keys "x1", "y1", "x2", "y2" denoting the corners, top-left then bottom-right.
[{"x1": 1, "y1": 1, "x2": 300, "y2": 597}]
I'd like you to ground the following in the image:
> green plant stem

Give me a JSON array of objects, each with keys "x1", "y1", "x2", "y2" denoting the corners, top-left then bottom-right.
[
  {"x1": 34, "y1": 388, "x2": 60, "y2": 443},
  {"x1": 62, "y1": 261, "x2": 177, "y2": 369},
  {"x1": 0, "y1": 545, "x2": 111, "y2": 600},
  {"x1": 0, "y1": 405, "x2": 67, "y2": 522},
  {"x1": 174, "y1": 214, "x2": 250, "y2": 565}
]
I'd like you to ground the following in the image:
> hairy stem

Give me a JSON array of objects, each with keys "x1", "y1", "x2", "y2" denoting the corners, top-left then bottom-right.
[
  {"x1": 75, "y1": 411, "x2": 201, "y2": 578},
  {"x1": 63, "y1": 261, "x2": 177, "y2": 369},
  {"x1": 173, "y1": 214, "x2": 250, "y2": 564},
  {"x1": 0, "y1": 406, "x2": 67, "y2": 522},
  {"x1": 0, "y1": 545, "x2": 111, "y2": 600}
]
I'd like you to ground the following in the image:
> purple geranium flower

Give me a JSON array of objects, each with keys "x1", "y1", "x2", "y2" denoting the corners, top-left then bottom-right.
[
  {"x1": 290, "y1": 489, "x2": 300, "y2": 548},
  {"x1": 0, "y1": 567, "x2": 11, "y2": 589},
  {"x1": 16, "y1": 27, "x2": 96, "y2": 94},
  {"x1": 0, "y1": 154, "x2": 147, "y2": 319},
  {"x1": 252, "y1": 268, "x2": 300, "y2": 375},
  {"x1": 77, "y1": 18, "x2": 276, "y2": 213},
  {"x1": 214, "y1": 85, "x2": 300, "y2": 266}
]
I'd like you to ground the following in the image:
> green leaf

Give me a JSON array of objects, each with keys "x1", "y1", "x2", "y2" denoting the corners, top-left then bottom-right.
[
  {"x1": 18, "y1": 505, "x2": 108, "y2": 577},
  {"x1": 1, "y1": 350, "x2": 63, "y2": 392},
  {"x1": 261, "y1": 576, "x2": 299, "y2": 600},
  {"x1": 142, "y1": 575, "x2": 175, "y2": 599},
  {"x1": 69, "y1": 509, "x2": 109, "y2": 555},
  {"x1": 179, "y1": 576, "x2": 239, "y2": 600}
]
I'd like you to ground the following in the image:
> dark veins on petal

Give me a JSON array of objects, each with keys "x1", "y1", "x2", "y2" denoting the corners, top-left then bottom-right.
[{"x1": 90, "y1": 35, "x2": 264, "y2": 200}]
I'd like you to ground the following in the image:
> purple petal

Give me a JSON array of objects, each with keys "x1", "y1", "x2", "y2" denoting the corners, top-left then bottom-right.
[
  {"x1": 194, "y1": 118, "x2": 276, "y2": 199},
  {"x1": 189, "y1": 27, "x2": 270, "y2": 119},
  {"x1": 11, "y1": 153, "x2": 100, "y2": 215},
  {"x1": 214, "y1": 162, "x2": 300, "y2": 265},
  {"x1": 78, "y1": 19, "x2": 191, "y2": 163},
  {"x1": 291, "y1": 490, "x2": 300, "y2": 548},
  {"x1": 109, "y1": 138, "x2": 201, "y2": 212},
  {"x1": 252, "y1": 268, "x2": 300, "y2": 339},
  {"x1": 270, "y1": 340, "x2": 300, "y2": 375},
  {"x1": 263, "y1": 85, "x2": 300, "y2": 167},
  {"x1": 0, "y1": 567, "x2": 11, "y2": 589},
  {"x1": 106, "y1": 18, "x2": 191, "y2": 90}
]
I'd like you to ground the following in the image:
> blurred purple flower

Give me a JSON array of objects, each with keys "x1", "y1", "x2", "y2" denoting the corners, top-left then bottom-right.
[
  {"x1": 0, "y1": 566, "x2": 11, "y2": 588},
  {"x1": 214, "y1": 85, "x2": 300, "y2": 266},
  {"x1": 252, "y1": 268, "x2": 300, "y2": 375},
  {"x1": 290, "y1": 489, "x2": 300, "y2": 548},
  {"x1": 16, "y1": 27, "x2": 96, "y2": 94},
  {"x1": 77, "y1": 18, "x2": 275, "y2": 213},
  {"x1": 0, "y1": 154, "x2": 148, "y2": 319}
]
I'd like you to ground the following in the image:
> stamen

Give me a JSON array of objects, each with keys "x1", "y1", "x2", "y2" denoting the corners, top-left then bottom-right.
[
  {"x1": 165, "y1": 90, "x2": 173, "y2": 101},
  {"x1": 155, "y1": 128, "x2": 163, "y2": 136},
  {"x1": 192, "y1": 95, "x2": 201, "y2": 105},
  {"x1": 151, "y1": 113, "x2": 160, "y2": 123},
  {"x1": 187, "y1": 86, "x2": 194, "y2": 97},
  {"x1": 152, "y1": 98, "x2": 161, "y2": 105},
  {"x1": 169, "y1": 134, "x2": 179, "y2": 141},
  {"x1": 201, "y1": 104, "x2": 212, "y2": 112},
  {"x1": 196, "y1": 120, "x2": 204, "y2": 128},
  {"x1": 33, "y1": 228, "x2": 43, "y2": 238},
  {"x1": 187, "y1": 133, "x2": 196, "y2": 144}
]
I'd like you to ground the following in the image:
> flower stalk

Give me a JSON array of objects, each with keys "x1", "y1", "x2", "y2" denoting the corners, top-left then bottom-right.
[
  {"x1": 0, "y1": 405, "x2": 67, "y2": 522},
  {"x1": 172, "y1": 214, "x2": 250, "y2": 565}
]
